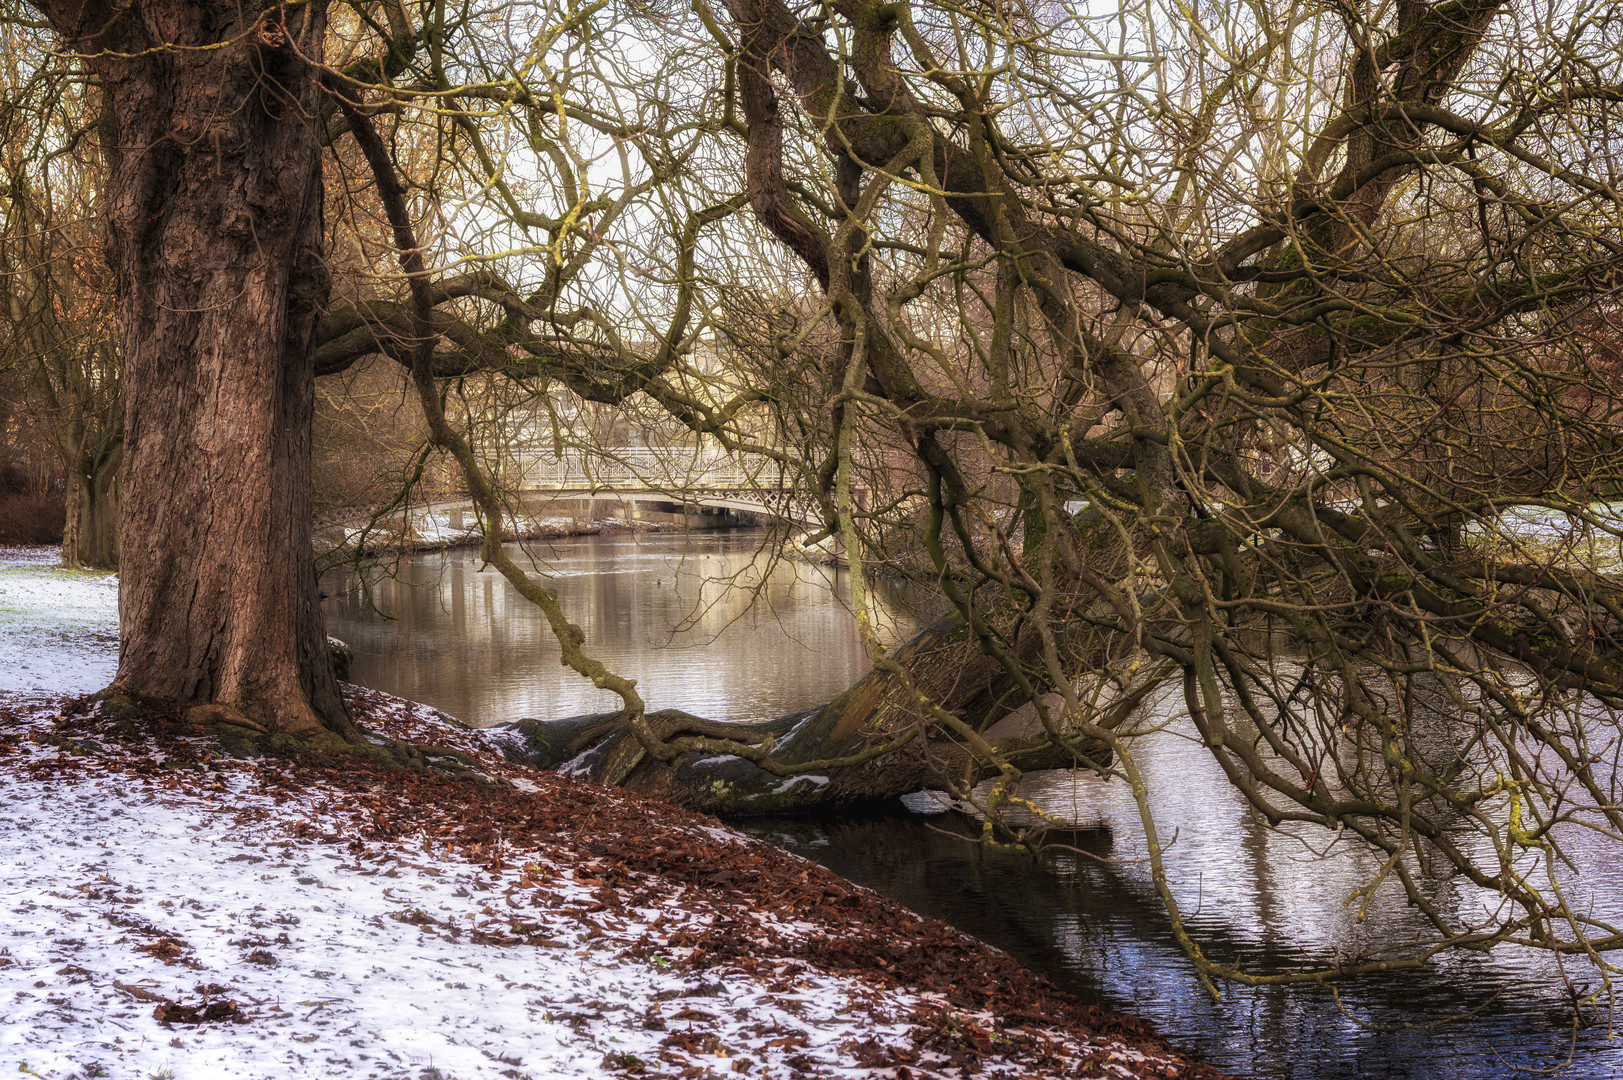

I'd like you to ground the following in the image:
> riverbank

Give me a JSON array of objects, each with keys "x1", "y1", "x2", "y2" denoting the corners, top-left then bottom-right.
[
  {"x1": 319, "y1": 510, "x2": 687, "y2": 559},
  {"x1": 0, "y1": 547, "x2": 1223, "y2": 1079}
]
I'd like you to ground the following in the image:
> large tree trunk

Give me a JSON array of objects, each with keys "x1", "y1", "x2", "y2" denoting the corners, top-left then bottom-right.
[
  {"x1": 489, "y1": 611, "x2": 1129, "y2": 816},
  {"x1": 32, "y1": 0, "x2": 351, "y2": 735}
]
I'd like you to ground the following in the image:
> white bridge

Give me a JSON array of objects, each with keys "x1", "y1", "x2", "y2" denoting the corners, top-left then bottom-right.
[
  {"x1": 374, "y1": 444, "x2": 852, "y2": 560},
  {"x1": 489, "y1": 445, "x2": 825, "y2": 524}
]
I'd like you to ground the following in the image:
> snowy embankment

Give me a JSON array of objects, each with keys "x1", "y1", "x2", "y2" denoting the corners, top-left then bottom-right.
[
  {"x1": 329, "y1": 511, "x2": 679, "y2": 557},
  {"x1": 0, "y1": 548, "x2": 1218, "y2": 1079}
]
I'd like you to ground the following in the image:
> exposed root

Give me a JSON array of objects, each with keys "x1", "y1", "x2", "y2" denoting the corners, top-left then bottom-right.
[{"x1": 183, "y1": 704, "x2": 267, "y2": 733}]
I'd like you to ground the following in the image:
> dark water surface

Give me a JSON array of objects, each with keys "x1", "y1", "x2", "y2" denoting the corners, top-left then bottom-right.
[{"x1": 324, "y1": 532, "x2": 1621, "y2": 1079}]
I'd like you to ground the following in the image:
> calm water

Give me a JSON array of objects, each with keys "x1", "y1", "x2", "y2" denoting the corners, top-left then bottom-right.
[
  {"x1": 324, "y1": 532, "x2": 1623, "y2": 1078},
  {"x1": 322, "y1": 532, "x2": 926, "y2": 725}
]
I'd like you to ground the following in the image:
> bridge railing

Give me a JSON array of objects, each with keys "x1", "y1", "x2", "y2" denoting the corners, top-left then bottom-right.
[{"x1": 501, "y1": 445, "x2": 791, "y2": 494}]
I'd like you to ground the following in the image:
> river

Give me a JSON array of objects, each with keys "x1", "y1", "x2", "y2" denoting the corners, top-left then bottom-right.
[{"x1": 322, "y1": 531, "x2": 1622, "y2": 1079}]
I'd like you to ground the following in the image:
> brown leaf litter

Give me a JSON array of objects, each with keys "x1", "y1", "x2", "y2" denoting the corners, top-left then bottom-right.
[{"x1": 2, "y1": 688, "x2": 1233, "y2": 1079}]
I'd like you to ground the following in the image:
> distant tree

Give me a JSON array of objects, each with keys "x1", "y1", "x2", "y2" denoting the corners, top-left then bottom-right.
[{"x1": 0, "y1": 24, "x2": 119, "y2": 567}]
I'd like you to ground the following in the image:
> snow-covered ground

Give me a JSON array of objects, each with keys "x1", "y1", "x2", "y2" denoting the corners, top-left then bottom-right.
[
  {"x1": 0, "y1": 547, "x2": 1210, "y2": 1080},
  {"x1": 0, "y1": 731, "x2": 923, "y2": 1079},
  {"x1": 0, "y1": 548, "x2": 118, "y2": 697}
]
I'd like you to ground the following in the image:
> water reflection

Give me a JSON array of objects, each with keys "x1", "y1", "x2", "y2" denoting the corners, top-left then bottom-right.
[
  {"x1": 875, "y1": 713, "x2": 1623, "y2": 1078},
  {"x1": 323, "y1": 532, "x2": 1620, "y2": 1077},
  {"x1": 321, "y1": 531, "x2": 926, "y2": 726},
  {"x1": 741, "y1": 804, "x2": 1613, "y2": 1079}
]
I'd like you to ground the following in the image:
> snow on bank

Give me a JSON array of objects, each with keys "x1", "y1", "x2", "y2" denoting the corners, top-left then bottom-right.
[
  {"x1": 0, "y1": 548, "x2": 118, "y2": 697},
  {"x1": 0, "y1": 548, "x2": 1214, "y2": 1080},
  {"x1": 0, "y1": 716, "x2": 920, "y2": 1079},
  {"x1": 330, "y1": 513, "x2": 680, "y2": 556}
]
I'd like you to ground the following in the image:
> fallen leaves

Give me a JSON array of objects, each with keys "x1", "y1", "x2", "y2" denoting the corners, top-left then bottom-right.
[
  {"x1": 113, "y1": 979, "x2": 168, "y2": 1003},
  {"x1": 153, "y1": 997, "x2": 246, "y2": 1025},
  {"x1": 136, "y1": 936, "x2": 188, "y2": 963},
  {"x1": 3, "y1": 688, "x2": 1227, "y2": 1079}
]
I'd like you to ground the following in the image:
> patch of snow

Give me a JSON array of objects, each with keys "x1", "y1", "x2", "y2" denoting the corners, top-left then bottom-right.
[
  {"x1": 477, "y1": 725, "x2": 528, "y2": 755},
  {"x1": 0, "y1": 714, "x2": 931, "y2": 1080},
  {"x1": 0, "y1": 548, "x2": 118, "y2": 696},
  {"x1": 0, "y1": 546, "x2": 61, "y2": 567},
  {"x1": 556, "y1": 745, "x2": 602, "y2": 778},
  {"x1": 777, "y1": 709, "x2": 819, "y2": 744},
  {"x1": 693, "y1": 825, "x2": 748, "y2": 848},
  {"x1": 899, "y1": 790, "x2": 959, "y2": 815},
  {"x1": 764, "y1": 774, "x2": 829, "y2": 796},
  {"x1": 689, "y1": 753, "x2": 744, "y2": 769}
]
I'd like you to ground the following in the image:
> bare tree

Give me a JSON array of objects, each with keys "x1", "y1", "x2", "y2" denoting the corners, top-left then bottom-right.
[
  {"x1": 0, "y1": 19, "x2": 119, "y2": 567},
  {"x1": 21, "y1": 0, "x2": 354, "y2": 735},
  {"x1": 312, "y1": 0, "x2": 1623, "y2": 988}
]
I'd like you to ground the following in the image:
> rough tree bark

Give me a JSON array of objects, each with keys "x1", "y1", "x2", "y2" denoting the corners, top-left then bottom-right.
[{"x1": 28, "y1": 0, "x2": 353, "y2": 736}]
